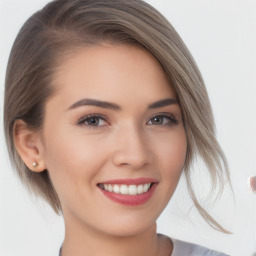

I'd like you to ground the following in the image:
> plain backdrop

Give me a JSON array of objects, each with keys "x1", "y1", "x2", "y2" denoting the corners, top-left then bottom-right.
[{"x1": 0, "y1": 0, "x2": 255, "y2": 255}]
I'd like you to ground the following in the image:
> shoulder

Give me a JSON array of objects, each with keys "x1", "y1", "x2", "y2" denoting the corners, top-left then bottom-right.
[{"x1": 171, "y1": 239, "x2": 229, "y2": 256}]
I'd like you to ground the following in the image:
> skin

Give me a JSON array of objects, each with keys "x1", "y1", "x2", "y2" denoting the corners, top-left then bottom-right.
[{"x1": 15, "y1": 44, "x2": 187, "y2": 256}]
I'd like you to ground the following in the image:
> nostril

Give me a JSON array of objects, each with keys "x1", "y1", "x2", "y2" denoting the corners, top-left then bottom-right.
[{"x1": 112, "y1": 149, "x2": 150, "y2": 169}]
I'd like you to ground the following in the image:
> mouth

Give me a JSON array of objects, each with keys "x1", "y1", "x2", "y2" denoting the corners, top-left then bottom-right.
[
  {"x1": 97, "y1": 178, "x2": 157, "y2": 206},
  {"x1": 98, "y1": 183, "x2": 153, "y2": 195}
]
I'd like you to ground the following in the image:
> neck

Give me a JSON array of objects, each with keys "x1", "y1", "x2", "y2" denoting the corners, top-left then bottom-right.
[{"x1": 61, "y1": 219, "x2": 172, "y2": 256}]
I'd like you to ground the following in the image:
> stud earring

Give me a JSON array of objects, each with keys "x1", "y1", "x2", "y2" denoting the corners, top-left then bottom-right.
[{"x1": 32, "y1": 162, "x2": 38, "y2": 168}]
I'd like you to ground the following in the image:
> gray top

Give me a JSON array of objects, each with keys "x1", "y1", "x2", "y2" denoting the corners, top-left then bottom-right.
[
  {"x1": 59, "y1": 238, "x2": 229, "y2": 256},
  {"x1": 172, "y1": 239, "x2": 229, "y2": 256}
]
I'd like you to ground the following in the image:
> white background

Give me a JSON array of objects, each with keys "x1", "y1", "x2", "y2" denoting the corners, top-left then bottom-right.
[{"x1": 0, "y1": 0, "x2": 255, "y2": 255}]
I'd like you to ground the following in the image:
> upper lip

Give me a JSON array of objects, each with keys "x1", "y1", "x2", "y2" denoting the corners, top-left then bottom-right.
[{"x1": 98, "y1": 177, "x2": 158, "y2": 185}]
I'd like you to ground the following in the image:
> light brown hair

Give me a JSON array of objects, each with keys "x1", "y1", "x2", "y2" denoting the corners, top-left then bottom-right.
[{"x1": 4, "y1": 0, "x2": 230, "y2": 232}]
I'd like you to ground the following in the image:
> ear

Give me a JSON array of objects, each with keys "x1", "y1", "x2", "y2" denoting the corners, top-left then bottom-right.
[{"x1": 14, "y1": 120, "x2": 46, "y2": 172}]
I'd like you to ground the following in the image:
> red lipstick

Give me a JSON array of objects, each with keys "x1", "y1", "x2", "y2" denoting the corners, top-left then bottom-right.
[{"x1": 98, "y1": 178, "x2": 158, "y2": 206}]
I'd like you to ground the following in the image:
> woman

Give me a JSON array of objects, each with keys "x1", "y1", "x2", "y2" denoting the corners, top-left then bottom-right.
[{"x1": 3, "y1": 0, "x2": 230, "y2": 255}]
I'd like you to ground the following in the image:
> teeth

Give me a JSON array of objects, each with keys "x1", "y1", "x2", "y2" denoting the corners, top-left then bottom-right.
[
  {"x1": 120, "y1": 185, "x2": 128, "y2": 194},
  {"x1": 108, "y1": 184, "x2": 113, "y2": 192},
  {"x1": 100, "y1": 183, "x2": 152, "y2": 195},
  {"x1": 143, "y1": 183, "x2": 150, "y2": 192},
  {"x1": 137, "y1": 184, "x2": 144, "y2": 194},
  {"x1": 113, "y1": 185, "x2": 120, "y2": 193},
  {"x1": 129, "y1": 185, "x2": 137, "y2": 195}
]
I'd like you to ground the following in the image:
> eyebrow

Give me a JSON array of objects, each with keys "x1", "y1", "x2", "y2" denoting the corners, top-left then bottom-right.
[
  {"x1": 66, "y1": 97, "x2": 178, "y2": 111},
  {"x1": 67, "y1": 98, "x2": 121, "y2": 111},
  {"x1": 148, "y1": 98, "x2": 178, "y2": 109}
]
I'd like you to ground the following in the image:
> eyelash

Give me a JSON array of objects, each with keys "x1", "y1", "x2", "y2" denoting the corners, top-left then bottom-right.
[
  {"x1": 147, "y1": 113, "x2": 178, "y2": 126},
  {"x1": 77, "y1": 113, "x2": 178, "y2": 128},
  {"x1": 77, "y1": 114, "x2": 108, "y2": 128}
]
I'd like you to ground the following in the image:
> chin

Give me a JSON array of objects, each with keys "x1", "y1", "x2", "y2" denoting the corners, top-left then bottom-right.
[{"x1": 98, "y1": 215, "x2": 157, "y2": 238}]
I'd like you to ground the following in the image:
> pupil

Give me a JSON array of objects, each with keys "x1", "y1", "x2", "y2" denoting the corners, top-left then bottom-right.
[
  {"x1": 153, "y1": 117, "x2": 163, "y2": 124},
  {"x1": 88, "y1": 118, "x2": 98, "y2": 125}
]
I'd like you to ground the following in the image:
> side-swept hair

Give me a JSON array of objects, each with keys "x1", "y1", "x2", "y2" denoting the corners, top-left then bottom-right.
[{"x1": 4, "y1": 0, "x2": 230, "y2": 232}]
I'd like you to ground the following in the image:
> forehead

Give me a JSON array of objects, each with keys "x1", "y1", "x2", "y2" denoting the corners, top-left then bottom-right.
[{"x1": 49, "y1": 44, "x2": 176, "y2": 108}]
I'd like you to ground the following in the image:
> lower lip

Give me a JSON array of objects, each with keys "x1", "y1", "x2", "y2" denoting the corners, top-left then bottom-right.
[{"x1": 99, "y1": 183, "x2": 157, "y2": 206}]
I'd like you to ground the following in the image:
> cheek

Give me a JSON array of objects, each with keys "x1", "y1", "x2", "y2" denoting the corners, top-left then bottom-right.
[
  {"x1": 41, "y1": 129, "x2": 108, "y2": 196},
  {"x1": 43, "y1": 126, "x2": 105, "y2": 168},
  {"x1": 150, "y1": 130, "x2": 187, "y2": 211},
  {"x1": 157, "y1": 130, "x2": 187, "y2": 179}
]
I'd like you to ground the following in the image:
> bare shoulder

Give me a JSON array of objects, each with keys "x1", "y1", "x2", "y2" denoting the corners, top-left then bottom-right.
[{"x1": 171, "y1": 239, "x2": 229, "y2": 256}]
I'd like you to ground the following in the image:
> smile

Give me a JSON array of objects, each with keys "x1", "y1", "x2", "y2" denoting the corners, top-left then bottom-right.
[
  {"x1": 97, "y1": 178, "x2": 158, "y2": 206},
  {"x1": 98, "y1": 183, "x2": 152, "y2": 195}
]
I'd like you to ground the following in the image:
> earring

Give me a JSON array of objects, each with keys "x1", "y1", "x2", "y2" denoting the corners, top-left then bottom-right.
[{"x1": 32, "y1": 162, "x2": 38, "y2": 168}]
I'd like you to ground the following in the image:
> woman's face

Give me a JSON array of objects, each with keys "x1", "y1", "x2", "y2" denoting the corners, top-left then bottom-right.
[{"x1": 39, "y1": 44, "x2": 187, "y2": 236}]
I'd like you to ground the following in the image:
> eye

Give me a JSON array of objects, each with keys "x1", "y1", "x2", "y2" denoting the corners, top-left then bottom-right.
[
  {"x1": 77, "y1": 114, "x2": 108, "y2": 127},
  {"x1": 147, "y1": 114, "x2": 178, "y2": 126}
]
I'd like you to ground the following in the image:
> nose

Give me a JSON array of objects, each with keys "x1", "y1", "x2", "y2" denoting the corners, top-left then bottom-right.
[{"x1": 111, "y1": 124, "x2": 152, "y2": 169}]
